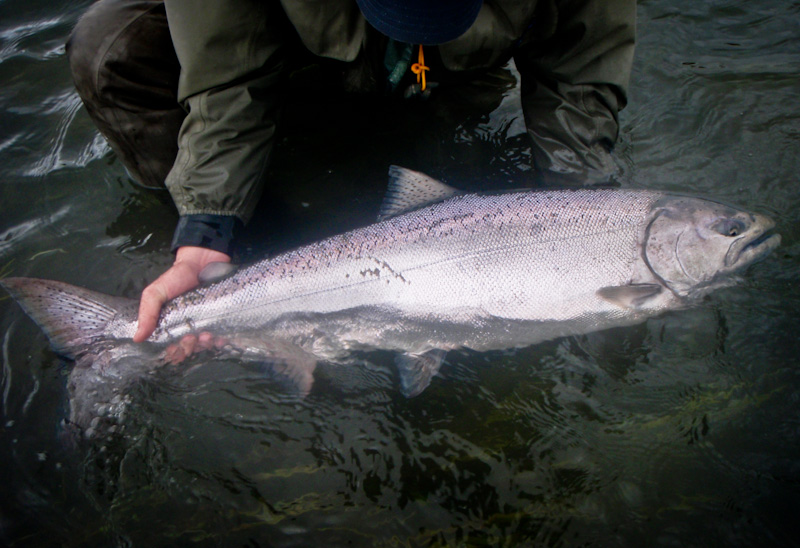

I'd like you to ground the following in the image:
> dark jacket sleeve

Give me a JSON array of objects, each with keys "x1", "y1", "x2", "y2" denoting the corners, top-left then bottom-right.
[
  {"x1": 515, "y1": 0, "x2": 636, "y2": 186},
  {"x1": 163, "y1": 0, "x2": 290, "y2": 252}
]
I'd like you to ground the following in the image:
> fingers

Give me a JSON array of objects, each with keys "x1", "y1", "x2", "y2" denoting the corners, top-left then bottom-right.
[
  {"x1": 163, "y1": 332, "x2": 228, "y2": 364},
  {"x1": 196, "y1": 331, "x2": 216, "y2": 351},
  {"x1": 133, "y1": 246, "x2": 231, "y2": 343},
  {"x1": 133, "y1": 282, "x2": 168, "y2": 343},
  {"x1": 134, "y1": 262, "x2": 201, "y2": 342},
  {"x1": 164, "y1": 334, "x2": 198, "y2": 364}
]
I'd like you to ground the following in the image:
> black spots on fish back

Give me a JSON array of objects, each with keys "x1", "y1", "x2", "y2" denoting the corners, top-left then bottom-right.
[
  {"x1": 473, "y1": 209, "x2": 506, "y2": 232},
  {"x1": 360, "y1": 258, "x2": 410, "y2": 285},
  {"x1": 376, "y1": 259, "x2": 409, "y2": 285},
  {"x1": 376, "y1": 206, "x2": 478, "y2": 245},
  {"x1": 519, "y1": 189, "x2": 661, "y2": 239},
  {"x1": 181, "y1": 292, "x2": 207, "y2": 307},
  {"x1": 361, "y1": 267, "x2": 381, "y2": 279}
]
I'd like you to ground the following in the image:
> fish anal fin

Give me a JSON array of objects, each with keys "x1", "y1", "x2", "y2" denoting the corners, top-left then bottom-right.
[
  {"x1": 224, "y1": 335, "x2": 317, "y2": 396},
  {"x1": 378, "y1": 166, "x2": 460, "y2": 221},
  {"x1": 597, "y1": 284, "x2": 663, "y2": 309},
  {"x1": 395, "y1": 349, "x2": 447, "y2": 397},
  {"x1": 266, "y1": 358, "x2": 316, "y2": 397}
]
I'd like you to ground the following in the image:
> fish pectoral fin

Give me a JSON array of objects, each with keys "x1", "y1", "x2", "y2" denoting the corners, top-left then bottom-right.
[
  {"x1": 198, "y1": 262, "x2": 239, "y2": 284},
  {"x1": 395, "y1": 349, "x2": 447, "y2": 397},
  {"x1": 596, "y1": 284, "x2": 664, "y2": 309}
]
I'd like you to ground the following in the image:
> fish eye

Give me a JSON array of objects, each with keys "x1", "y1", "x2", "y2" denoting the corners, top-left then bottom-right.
[{"x1": 711, "y1": 218, "x2": 746, "y2": 237}]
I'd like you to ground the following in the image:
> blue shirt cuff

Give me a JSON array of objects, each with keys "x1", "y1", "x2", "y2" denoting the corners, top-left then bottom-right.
[{"x1": 170, "y1": 214, "x2": 242, "y2": 256}]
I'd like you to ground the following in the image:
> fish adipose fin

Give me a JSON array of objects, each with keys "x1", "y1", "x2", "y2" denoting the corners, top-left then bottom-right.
[
  {"x1": 596, "y1": 283, "x2": 663, "y2": 309},
  {"x1": 378, "y1": 166, "x2": 460, "y2": 221},
  {"x1": 395, "y1": 349, "x2": 447, "y2": 397},
  {"x1": 1, "y1": 277, "x2": 136, "y2": 357}
]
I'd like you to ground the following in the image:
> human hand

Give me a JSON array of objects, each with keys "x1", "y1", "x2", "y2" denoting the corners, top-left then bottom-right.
[{"x1": 133, "y1": 246, "x2": 231, "y2": 342}]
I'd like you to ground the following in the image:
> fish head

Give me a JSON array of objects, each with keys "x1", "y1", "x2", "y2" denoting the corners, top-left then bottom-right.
[{"x1": 644, "y1": 197, "x2": 780, "y2": 297}]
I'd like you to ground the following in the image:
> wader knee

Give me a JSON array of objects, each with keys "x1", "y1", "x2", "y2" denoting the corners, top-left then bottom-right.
[{"x1": 66, "y1": 0, "x2": 184, "y2": 189}]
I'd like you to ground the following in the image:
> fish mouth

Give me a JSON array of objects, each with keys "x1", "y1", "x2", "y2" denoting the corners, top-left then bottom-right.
[{"x1": 724, "y1": 217, "x2": 781, "y2": 268}]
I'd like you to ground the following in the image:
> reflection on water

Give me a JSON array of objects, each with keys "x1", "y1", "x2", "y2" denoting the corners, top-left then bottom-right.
[{"x1": 1, "y1": 0, "x2": 799, "y2": 546}]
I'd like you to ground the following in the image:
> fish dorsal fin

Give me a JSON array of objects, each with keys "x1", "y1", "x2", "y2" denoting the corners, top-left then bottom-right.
[
  {"x1": 597, "y1": 284, "x2": 663, "y2": 309},
  {"x1": 378, "y1": 166, "x2": 460, "y2": 221},
  {"x1": 395, "y1": 349, "x2": 447, "y2": 397}
]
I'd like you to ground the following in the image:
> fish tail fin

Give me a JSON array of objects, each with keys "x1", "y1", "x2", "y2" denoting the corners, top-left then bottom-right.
[{"x1": 1, "y1": 277, "x2": 136, "y2": 357}]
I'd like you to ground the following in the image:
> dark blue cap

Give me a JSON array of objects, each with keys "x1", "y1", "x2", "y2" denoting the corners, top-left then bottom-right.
[{"x1": 356, "y1": 0, "x2": 483, "y2": 45}]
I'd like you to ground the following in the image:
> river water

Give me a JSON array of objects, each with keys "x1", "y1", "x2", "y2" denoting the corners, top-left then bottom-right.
[{"x1": 1, "y1": 1, "x2": 799, "y2": 546}]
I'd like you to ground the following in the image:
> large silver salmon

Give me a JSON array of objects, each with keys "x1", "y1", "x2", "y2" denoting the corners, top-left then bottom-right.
[{"x1": 1, "y1": 167, "x2": 780, "y2": 430}]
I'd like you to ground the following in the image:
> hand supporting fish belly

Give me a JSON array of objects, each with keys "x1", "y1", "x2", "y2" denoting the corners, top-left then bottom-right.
[
  {"x1": 163, "y1": 331, "x2": 228, "y2": 364},
  {"x1": 1, "y1": 167, "x2": 781, "y2": 435}
]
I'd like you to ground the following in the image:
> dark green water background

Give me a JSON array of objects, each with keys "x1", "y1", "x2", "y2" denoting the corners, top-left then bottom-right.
[{"x1": 1, "y1": 1, "x2": 799, "y2": 546}]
